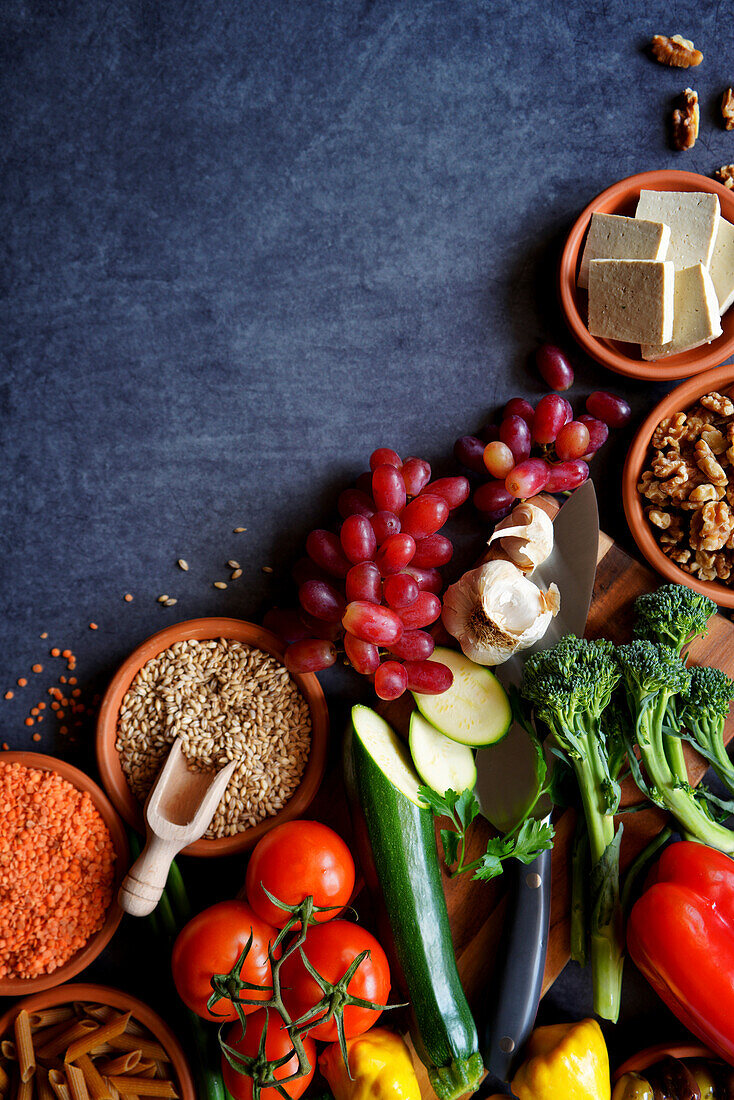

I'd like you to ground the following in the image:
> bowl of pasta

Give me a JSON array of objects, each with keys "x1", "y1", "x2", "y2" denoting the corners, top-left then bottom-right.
[{"x1": 0, "y1": 983, "x2": 195, "y2": 1099}]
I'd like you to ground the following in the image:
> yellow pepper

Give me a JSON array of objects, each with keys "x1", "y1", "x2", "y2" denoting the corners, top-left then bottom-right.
[
  {"x1": 511, "y1": 1018, "x2": 610, "y2": 1100},
  {"x1": 319, "y1": 1028, "x2": 421, "y2": 1100}
]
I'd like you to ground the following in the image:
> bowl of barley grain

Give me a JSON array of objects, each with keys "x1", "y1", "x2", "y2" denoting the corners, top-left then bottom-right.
[{"x1": 96, "y1": 618, "x2": 329, "y2": 856}]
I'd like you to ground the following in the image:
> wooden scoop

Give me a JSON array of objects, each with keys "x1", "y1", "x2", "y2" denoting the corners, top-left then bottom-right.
[{"x1": 118, "y1": 738, "x2": 237, "y2": 916}]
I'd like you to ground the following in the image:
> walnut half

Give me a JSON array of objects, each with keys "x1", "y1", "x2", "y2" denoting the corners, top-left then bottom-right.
[
  {"x1": 651, "y1": 34, "x2": 703, "y2": 67},
  {"x1": 723, "y1": 88, "x2": 734, "y2": 131},
  {"x1": 672, "y1": 88, "x2": 699, "y2": 151},
  {"x1": 716, "y1": 165, "x2": 734, "y2": 190}
]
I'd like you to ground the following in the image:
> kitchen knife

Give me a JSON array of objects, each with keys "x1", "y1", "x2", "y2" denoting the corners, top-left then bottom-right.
[{"x1": 475, "y1": 479, "x2": 599, "y2": 1096}]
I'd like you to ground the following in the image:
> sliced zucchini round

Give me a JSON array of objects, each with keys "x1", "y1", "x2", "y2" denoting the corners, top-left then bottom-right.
[
  {"x1": 413, "y1": 646, "x2": 511, "y2": 747},
  {"x1": 409, "y1": 711, "x2": 477, "y2": 795}
]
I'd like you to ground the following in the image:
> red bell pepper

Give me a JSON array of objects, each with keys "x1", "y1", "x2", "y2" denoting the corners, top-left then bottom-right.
[{"x1": 627, "y1": 840, "x2": 734, "y2": 1064}]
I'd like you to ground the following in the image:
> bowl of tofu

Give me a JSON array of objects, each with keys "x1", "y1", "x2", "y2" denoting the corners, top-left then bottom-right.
[{"x1": 559, "y1": 170, "x2": 734, "y2": 380}]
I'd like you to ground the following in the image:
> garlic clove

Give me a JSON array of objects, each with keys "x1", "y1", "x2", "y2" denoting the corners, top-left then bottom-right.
[{"x1": 487, "y1": 502, "x2": 554, "y2": 573}]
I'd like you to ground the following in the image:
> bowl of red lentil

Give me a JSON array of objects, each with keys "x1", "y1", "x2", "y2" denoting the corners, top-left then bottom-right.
[
  {"x1": 0, "y1": 753, "x2": 129, "y2": 997},
  {"x1": 95, "y1": 618, "x2": 330, "y2": 857},
  {"x1": 0, "y1": 982, "x2": 196, "y2": 1100}
]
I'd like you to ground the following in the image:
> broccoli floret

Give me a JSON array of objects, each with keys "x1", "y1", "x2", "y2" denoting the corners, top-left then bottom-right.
[
  {"x1": 616, "y1": 638, "x2": 691, "y2": 701},
  {"x1": 678, "y1": 665, "x2": 734, "y2": 792},
  {"x1": 633, "y1": 583, "x2": 717, "y2": 654}
]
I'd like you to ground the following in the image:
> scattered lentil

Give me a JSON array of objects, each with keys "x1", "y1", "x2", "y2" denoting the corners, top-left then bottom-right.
[
  {"x1": 32, "y1": 664, "x2": 43, "y2": 674},
  {"x1": 17, "y1": 678, "x2": 27, "y2": 688},
  {"x1": 51, "y1": 648, "x2": 61, "y2": 657},
  {"x1": 4, "y1": 692, "x2": 13, "y2": 701},
  {"x1": 62, "y1": 650, "x2": 72, "y2": 659},
  {"x1": 40, "y1": 633, "x2": 48, "y2": 639},
  {"x1": 32, "y1": 733, "x2": 41, "y2": 742},
  {"x1": 24, "y1": 718, "x2": 34, "y2": 727},
  {"x1": 116, "y1": 639, "x2": 312, "y2": 838},
  {"x1": 89, "y1": 623, "x2": 98, "y2": 631},
  {"x1": 124, "y1": 594, "x2": 133, "y2": 602}
]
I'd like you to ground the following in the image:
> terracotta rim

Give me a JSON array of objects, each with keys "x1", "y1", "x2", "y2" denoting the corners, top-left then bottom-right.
[
  {"x1": 0, "y1": 753, "x2": 128, "y2": 997},
  {"x1": 559, "y1": 169, "x2": 734, "y2": 380},
  {"x1": 0, "y1": 982, "x2": 196, "y2": 1100},
  {"x1": 96, "y1": 617, "x2": 329, "y2": 856},
  {"x1": 614, "y1": 1041, "x2": 719, "y2": 1081},
  {"x1": 622, "y1": 363, "x2": 734, "y2": 608}
]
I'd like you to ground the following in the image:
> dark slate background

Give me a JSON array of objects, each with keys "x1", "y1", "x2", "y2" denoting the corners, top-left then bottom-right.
[{"x1": 3, "y1": 0, "x2": 734, "y2": 1074}]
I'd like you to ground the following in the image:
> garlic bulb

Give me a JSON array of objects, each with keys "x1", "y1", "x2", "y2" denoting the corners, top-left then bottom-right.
[
  {"x1": 487, "y1": 503, "x2": 554, "y2": 573},
  {"x1": 442, "y1": 559, "x2": 560, "y2": 666}
]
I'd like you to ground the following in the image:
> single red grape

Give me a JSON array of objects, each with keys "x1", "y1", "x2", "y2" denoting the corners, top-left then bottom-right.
[
  {"x1": 503, "y1": 397, "x2": 535, "y2": 426},
  {"x1": 536, "y1": 344, "x2": 574, "y2": 391},
  {"x1": 372, "y1": 464, "x2": 407, "y2": 513},
  {"x1": 499, "y1": 415, "x2": 532, "y2": 462},
  {"x1": 370, "y1": 510, "x2": 401, "y2": 545},
  {"x1": 483, "y1": 441, "x2": 515, "y2": 479},
  {"x1": 412, "y1": 534, "x2": 453, "y2": 568},
  {"x1": 423, "y1": 477, "x2": 470, "y2": 510},
  {"x1": 344, "y1": 633, "x2": 380, "y2": 675},
  {"x1": 383, "y1": 573, "x2": 420, "y2": 609},
  {"x1": 399, "y1": 495, "x2": 449, "y2": 539},
  {"x1": 299, "y1": 580, "x2": 346, "y2": 623},
  {"x1": 398, "y1": 591, "x2": 441, "y2": 629},
  {"x1": 454, "y1": 435, "x2": 488, "y2": 474},
  {"x1": 586, "y1": 391, "x2": 631, "y2": 428},
  {"x1": 374, "y1": 661, "x2": 408, "y2": 701},
  {"x1": 306, "y1": 530, "x2": 351, "y2": 578},
  {"x1": 338, "y1": 488, "x2": 375, "y2": 520},
  {"x1": 339, "y1": 515, "x2": 377, "y2": 564},
  {"x1": 578, "y1": 414, "x2": 609, "y2": 456},
  {"x1": 388, "y1": 630, "x2": 435, "y2": 661},
  {"x1": 284, "y1": 639, "x2": 337, "y2": 673},
  {"x1": 532, "y1": 394, "x2": 568, "y2": 445},
  {"x1": 401, "y1": 457, "x2": 432, "y2": 497},
  {"x1": 404, "y1": 565, "x2": 443, "y2": 594},
  {"x1": 555, "y1": 421, "x2": 590, "y2": 462},
  {"x1": 404, "y1": 660, "x2": 453, "y2": 695},
  {"x1": 370, "y1": 448, "x2": 401, "y2": 471},
  {"x1": 263, "y1": 608, "x2": 310, "y2": 646},
  {"x1": 546, "y1": 459, "x2": 589, "y2": 493},
  {"x1": 505, "y1": 458, "x2": 550, "y2": 498},
  {"x1": 345, "y1": 562, "x2": 382, "y2": 604},
  {"x1": 375, "y1": 533, "x2": 416, "y2": 575},
  {"x1": 474, "y1": 481, "x2": 516, "y2": 514},
  {"x1": 342, "y1": 601, "x2": 404, "y2": 645}
]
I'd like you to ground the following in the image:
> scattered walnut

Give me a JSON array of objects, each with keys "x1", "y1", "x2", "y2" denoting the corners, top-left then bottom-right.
[
  {"x1": 647, "y1": 509, "x2": 672, "y2": 529},
  {"x1": 716, "y1": 555, "x2": 733, "y2": 580},
  {"x1": 665, "y1": 546, "x2": 692, "y2": 564},
  {"x1": 723, "y1": 88, "x2": 734, "y2": 130},
  {"x1": 701, "y1": 392, "x2": 734, "y2": 418},
  {"x1": 695, "y1": 439, "x2": 728, "y2": 486},
  {"x1": 652, "y1": 412, "x2": 687, "y2": 450},
  {"x1": 672, "y1": 88, "x2": 699, "y2": 151},
  {"x1": 716, "y1": 165, "x2": 734, "y2": 190},
  {"x1": 651, "y1": 34, "x2": 703, "y2": 68},
  {"x1": 690, "y1": 502, "x2": 734, "y2": 551},
  {"x1": 701, "y1": 428, "x2": 727, "y2": 455},
  {"x1": 638, "y1": 471, "x2": 668, "y2": 505},
  {"x1": 652, "y1": 450, "x2": 687, "y2": 479}
]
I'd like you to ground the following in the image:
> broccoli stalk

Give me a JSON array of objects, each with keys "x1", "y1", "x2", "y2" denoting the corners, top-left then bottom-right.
[
  {"x1": 522, "y1": 635, "x2": 624, "y2": 1022},
  {"x1": 617, "y1": 641, "x2": 734, "y2": 854},
  {"x1": 677, "y1": 665, "x2": 734, "y2": 794}
]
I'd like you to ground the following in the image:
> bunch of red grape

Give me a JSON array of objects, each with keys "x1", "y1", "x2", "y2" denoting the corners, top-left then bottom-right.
[
  {"x1": 453, "y1": 345, "x2": 631, "y2": 522},
  {"x1": 264, "y1": 449, "x2": 470, "y2": 700}
]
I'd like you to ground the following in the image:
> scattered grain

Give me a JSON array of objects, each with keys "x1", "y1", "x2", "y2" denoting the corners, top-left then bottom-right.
[
  {"x1": 164, "y1": 598, "x2": 177, "y2": 607},
  {"x1": 214, "y1": 582, "x2": 227, "y2": 590},
  {"x1": 262, "y1": 566, "x2": 274, "y2": 574},
  {"x1": 40, "y1": 632, "x2": 48, "y2": 639},
  {"x1": 157, "y1": 595, "x2": 169, "y2": 604},
  {"x1": 227, "y1": 560, "x2": 240, "y2": 570},
  {"x1": 116, "y1": 639, "x2": 312, "y2": 839},
  {"x1": 177, "y1": 559, "x2": 189, "y2": 571},
  {"x1": 233, "y1": 527, "x2": 247, "y2": 533},
  {"x1": 231, "y1": 569, "x2": 243, "y2": 580}
]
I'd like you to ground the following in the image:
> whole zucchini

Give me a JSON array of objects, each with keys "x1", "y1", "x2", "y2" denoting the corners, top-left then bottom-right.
[{"x1": 345, "y1": 705, "x2": 483, "y2": 1100}]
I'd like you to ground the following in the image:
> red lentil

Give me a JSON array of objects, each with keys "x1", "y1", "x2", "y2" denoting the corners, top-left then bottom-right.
[
  {"x1": 51, "y1": 648, "x2": 61, "y2": 658},
  {"x1": 17, "y1": 679, "x2": 27, "y2": 688},
  {"x1": 32, "y1": 664, "x2": 43, "y2": 674},
  {"x1": 89, "y1": 623, "x2": 98, "y2": 631},
  {"x1": 4, "y1": 692, "x2": 13, "y2": 701},
  {"x1": 24, "y1": 718, "x2": 34, "y2": 727},
  {"x1": 0, "y1": 762, "x2": 116, "y2": 979},
  {"x1": 32, "y1": 733, "x2": 41, "y2": 742},
  {"x1": 124, "y1": 594, "x2": 133, "y2": 602}
]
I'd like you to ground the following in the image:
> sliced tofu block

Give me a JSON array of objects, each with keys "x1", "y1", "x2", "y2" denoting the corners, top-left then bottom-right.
[
  {"x1": 578, "y1": 213, "x2": 670, "y2": 290},
  {"x1": 709, "y1": 218, "x2": 734, "y2": 315},
  {"x1": 588, "y1": 259, "x2": 674, "y2": 344},
  {"x1": 641, "y1": 264, "x2": 722, "y2": 360},
  {"x1": 635, "y1": 190, "x2": 720, "y2": 270}
]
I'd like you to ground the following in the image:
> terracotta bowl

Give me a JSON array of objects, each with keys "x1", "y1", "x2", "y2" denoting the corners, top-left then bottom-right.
[
  {"x1": 559, "y1": 169, "x2": 734, "y2": 380},
  {"x1": 622, "y1": 363, "x2": 734, "y2": 608},
  {"x1": 0, "y1": 982, "x2": 196, "y2": 1100},
  {"x1": 614, "y1": 1041, "x2": 720, "y2": 1081},
  {"x1": 96, "y1": 617, "x2": 329, "y2": 857},
  {"x1": 0, "y1": 753, "x2": 128, "y2": 997}
]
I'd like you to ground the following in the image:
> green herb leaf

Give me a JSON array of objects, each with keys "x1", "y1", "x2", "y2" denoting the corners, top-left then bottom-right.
[
  {"x1": 440, "y1": 828, "x2": 461, "y2": 867},
  {"x1": 418, "y1": 785, "x2": 459, "y2": 821},
  {"x1": 454, "y1": 788, "x2": 481, "y2": 830},
  {"x1": 511, "y1": 818, "x2": 555, "y2": 864},
  {"x1": 473, "y1": 848, "x2": 505, "y2": 881}
]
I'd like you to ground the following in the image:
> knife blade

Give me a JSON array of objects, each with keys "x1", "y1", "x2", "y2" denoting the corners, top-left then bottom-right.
[{"x1": 476, "y1": 479, "x2": 599, "y2": 1095}]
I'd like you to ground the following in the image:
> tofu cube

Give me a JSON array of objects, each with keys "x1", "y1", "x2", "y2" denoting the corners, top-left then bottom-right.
[
  {"x1": 588, "y1": 259, "x2": 674, "y2": 345},
  {"x1": 578, "y1": 213, "x2": 670, "y2": 290},
  {"x1": 635, "y1": 190, "x2": 720, "y2": 270},
  {"x1": 709, "y1": 218, "x2": 734, "y2": 315},
  {"x1": 641, "y1": 264, "x2": 722, "y2": 360}
]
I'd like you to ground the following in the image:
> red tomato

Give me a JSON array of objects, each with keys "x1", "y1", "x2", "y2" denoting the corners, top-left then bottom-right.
[
  {"x1": 246, "y1": 820, "x2": 356, "y2": 928},
  {"x1": 279, "y1": 920, "x2": 390, "y2": 1041},
  {"x1": 222, "y1": 1008, "x2": 316, "y2": 1100},
  {"x1": 171, "y1": 900, "x2": 279, "y2": 1021}
]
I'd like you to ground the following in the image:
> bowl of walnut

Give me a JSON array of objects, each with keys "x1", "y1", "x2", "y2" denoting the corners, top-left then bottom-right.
[{"x1": 623, "y1": 364, "x2": 734, "y2": 607}]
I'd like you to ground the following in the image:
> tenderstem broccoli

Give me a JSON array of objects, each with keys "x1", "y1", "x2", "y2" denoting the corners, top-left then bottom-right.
[
  {"x1": 677, "y1": 665, "x2": 734, "y2": 794},
  {"x1": 521, "y1": 635, "x2": 624, "y2": 1023}
]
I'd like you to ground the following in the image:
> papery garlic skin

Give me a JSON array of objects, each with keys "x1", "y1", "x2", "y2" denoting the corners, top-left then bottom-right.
[
  {"x1": 487, "y1": 502, "x2": 554, "y2": 573},
  {"x1": 442, "y1": 559, "x2": 560, "y2": 666}
]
